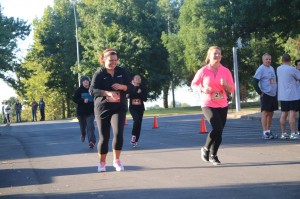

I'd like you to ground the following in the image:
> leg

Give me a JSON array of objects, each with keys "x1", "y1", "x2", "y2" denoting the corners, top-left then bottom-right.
[
  {"x1": 77, "y1": 115, "x2": 87, "y2": 141},
  {"x1": 130, "y1": 108, "x2": 144, "y2": 142},
  {"x1": 288, "y1": 110, "x2": 297, "y2": 133},
  {"x1": 261, "y1": 111, "x2": 269, "y2": 131},
  {"x1": 95, "y1": 114, "x2": 111, "y2": 162},
  {"x1": 86, "y1": 114, "x2": 96, "y2": 144},
  {"x1": 298, "y1": 111, "x2": 300, "y2": 133},
  {"x1": 266, "y1": 111, "x2": 274, "y2": 130},
  {"x1": 280, "y1": 111, "x2": 288, "y2": 133},
  {"x1": 202, "y1": 107, "x2": 227, "y2": 156},
  {"x1": 111, "y1": 111, "x2": 126, "y2": 171}
]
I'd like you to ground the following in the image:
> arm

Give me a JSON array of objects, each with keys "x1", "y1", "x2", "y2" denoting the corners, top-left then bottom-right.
[
  {"x1": 89, "y1": 72, "x2": 107, "y2": 98},
  {"x1": 252, "y1": 78, "x2": 262, "y2": 95},
  {"x1": 72, "y1": 88, "x2": 84, "y2": 104}
]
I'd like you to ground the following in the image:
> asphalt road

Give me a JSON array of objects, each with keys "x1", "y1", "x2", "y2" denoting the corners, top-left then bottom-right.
[{"x1": 0, "y1": 114, "x2": 299, "y2": 199}]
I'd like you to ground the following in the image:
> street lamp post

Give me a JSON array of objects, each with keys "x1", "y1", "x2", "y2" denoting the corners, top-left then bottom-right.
[
  {"x1": 232, "y1": 37, "x2": 242, "y2": 112},
  {"x1": 70, "y1": 0, "x2": 80, "y2": 87}
]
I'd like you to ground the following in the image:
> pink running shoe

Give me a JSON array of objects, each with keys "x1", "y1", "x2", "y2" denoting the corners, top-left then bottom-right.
[
  {"x1": 97, "y1": 162, "x2": 106, "y2": 172},
  {"x1": 113, "y1": 159, "x2": 124, "y2": 171}
]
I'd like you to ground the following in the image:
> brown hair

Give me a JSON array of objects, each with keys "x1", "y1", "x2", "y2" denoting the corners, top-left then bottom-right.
[
  {"x1": 205, "y1": 46, "x2": 221, "y2": 64},
  {"x1": 98, "y1": 49, "x2": 118, "y2": 64}
]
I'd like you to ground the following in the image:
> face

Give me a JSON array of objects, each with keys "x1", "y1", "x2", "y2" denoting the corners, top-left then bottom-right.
[
  {"x1": 209, "y1": 48, "x2": 222, "y2": 65},
  {"x1": 104, "y1": 55, "x2": 118, "y2": 70},
  {"x1": 262, "y1": 55, "x2": 271, "y2": 66},
  {"x1": 296, "y1": 62, "x2": 300, "y2": 70},
  {"x1": 82, "y1": 80, "x2": 89, "y2": 88},
  {"x1": 133, "y1": 75, "x2": 141, "y2": 84}
]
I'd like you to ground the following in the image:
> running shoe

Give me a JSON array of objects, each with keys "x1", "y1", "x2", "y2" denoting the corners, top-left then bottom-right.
[
  {"x1": 132, "y1": 142, "x2": 139, "y2": 148},
  {"x1": 269, "y1": 131, "x2": 277, "y2": 139},
  {"x1": 262, "y1": 132, "x2": 274, "y2": 139},
  {"x1": 97, "y1": 162, "x2": 106, "y2": 172},
  {"x1": 209, "y1": 155, "x2": 221, "y2": 166},
  {"x1": 290, "y1": 133, "x2": 300, "y2": 139},
  {"x1": 80, "y1": 134, "x2": 85, "y2": 142},
  {"x1": 280, "y1": 132, "x2": 290, "y2": 139},
  {"x1": 131, "y1": 136, "x2": 136, "y2": 144},
  {"x1": 89, "y1": 141, "x2": 94, "y2": 149},
  {"x1": 201, "y1": 147, "x2": 209, "y2": 162},
  {"x1": 113, "y1": 159, "x2": 124, "y2": 171}
]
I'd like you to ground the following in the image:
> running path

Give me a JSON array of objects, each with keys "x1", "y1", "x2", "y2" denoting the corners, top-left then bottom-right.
[{"x1": 0, "y1": 115, "x2": 299, "y2": 199}]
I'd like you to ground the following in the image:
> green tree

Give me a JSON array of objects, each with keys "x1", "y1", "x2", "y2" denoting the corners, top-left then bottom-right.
[
  {"x1": 19, "y1": 0, "x2": 79, "y2": 119},
  {"x1": 78, "y1": 0, "x2": 169, "y2": 101},
  {"x1": 0, "y1": 5, "x2": 30, "y2": 88}
]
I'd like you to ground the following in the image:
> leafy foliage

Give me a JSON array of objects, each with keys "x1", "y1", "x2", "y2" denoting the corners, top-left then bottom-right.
[{"x1": 0, "y1": 5, "x2": 30, "y2": 88}]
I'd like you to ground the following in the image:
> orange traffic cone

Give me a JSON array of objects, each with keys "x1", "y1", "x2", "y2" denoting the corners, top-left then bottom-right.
[
  {"x1": 124, "y1": 117, "x2": 128, "y2": 125},
  {"x1": 153, "y1": 116, "x2": 159, "y2": 128},
  {"x1": 200, "y1": 116, "x2": 207, "y2": 134}
]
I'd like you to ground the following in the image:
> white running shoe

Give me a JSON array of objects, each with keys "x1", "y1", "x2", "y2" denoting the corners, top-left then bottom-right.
[
  {"x1": 113, "y1": 159, "x2": 124, "y2": 171},
  {"x1": 280, "y1": 132, "x2": 290, "y2": 139},
  {"x1": 290, "y1": 133, "x2": 300, "y2": 139},
  {"x1": 97, "y1": 162, "x2": 106, "y2": 172}
]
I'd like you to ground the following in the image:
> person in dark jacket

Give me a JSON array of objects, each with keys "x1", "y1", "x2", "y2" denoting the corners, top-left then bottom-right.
[
  {"x1": 73, "y1": 76, "x2": 96, "y2": 149},
  {"x1": 14, "y1": 100, "x2": 22, "y2": 123},
  {"x1": 127, "y1": 74, "x2": 147, "y2": 147},
  {"x1": 39, "y1": 98, "x2": 46, "y2": 121},
  {"x1": 90, "y1": 49, "x2": 134, "y2": 172}
]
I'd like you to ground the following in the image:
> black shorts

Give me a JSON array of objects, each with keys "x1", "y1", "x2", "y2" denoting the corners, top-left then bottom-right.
[
  {"x1": 260, "y1": 94, "x2": 278, "y2": 112},
  {"x1": 280, "y1": 100, "x2": 299, "y2": 112}
]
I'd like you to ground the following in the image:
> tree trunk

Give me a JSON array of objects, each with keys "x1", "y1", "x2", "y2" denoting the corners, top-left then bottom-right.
[
  {"x1": 163, "y1": 85, "x2": 169, "y2": 108},
  {"x1": 62, "y1": 96, "x2": 66, "y2": 119}
]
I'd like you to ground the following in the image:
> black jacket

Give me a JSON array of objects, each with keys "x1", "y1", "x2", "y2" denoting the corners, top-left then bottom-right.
[
  {"x1": 72, "y1": 85, "x2": 94, "y2": 116},
  {"x1": 89, "y1": 66, "x2": 134, "y2": 116},
  {"x1": 128, "y1": 84, "x2": 148, "y2": 110}
]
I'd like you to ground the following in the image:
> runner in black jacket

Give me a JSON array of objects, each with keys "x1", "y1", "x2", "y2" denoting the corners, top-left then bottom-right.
[
  {"x1": 90, "y1": 49, "x2": 134, "y2": 172},
  {"x1": 127, "y1": 74, "x2": 147, "y2": 147},
  {"x1": 72, "y1": 76, "x2": 96, "y2": 149}
]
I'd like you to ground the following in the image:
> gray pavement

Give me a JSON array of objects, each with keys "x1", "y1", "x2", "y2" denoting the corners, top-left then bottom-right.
[{"x1": 0, "y1": 110, "x2": 299, "y2": 199}]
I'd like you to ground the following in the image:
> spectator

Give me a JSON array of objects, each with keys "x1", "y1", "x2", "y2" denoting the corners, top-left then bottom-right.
[
  {"x1": 277, "y1": 54, "x2": 300, "y2": 139},
  {"x1": 2, "y1": 101, "x2": 7, "y2": 124},
  {"x1": 252, "y1": 53, "x2": 278, "y2": 139},
  {"x1": 39, "y1": 98, "x2": 46, "y2": 121},
  {"x1": 14, "y1": 100, "x2": 22, "y2": 122},
  {"x1": 31, "y1": 100, "x2": 38, "y2": 122},
  {"x1": 3, "y1": 101, "x2": 11, "y2": 126}
]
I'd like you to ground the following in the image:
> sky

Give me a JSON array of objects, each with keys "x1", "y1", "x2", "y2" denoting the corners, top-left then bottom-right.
[{"x1": 0, "y1": 0, "x2": 199, "y2": 107}]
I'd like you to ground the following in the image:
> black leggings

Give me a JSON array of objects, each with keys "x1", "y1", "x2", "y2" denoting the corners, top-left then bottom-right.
[
  {"x1": 202, "y1": 106, "x2": 228, "y2": 156},
  {"x1": 95, "y1": 110, "x2": 126, "y2": 154},
  {"x1": 129, "y1": 108, "x2": 144, "y2": 142}
]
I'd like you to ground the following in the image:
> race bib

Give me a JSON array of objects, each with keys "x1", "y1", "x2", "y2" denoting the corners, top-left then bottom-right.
[
  {"x1": 211, "y1": 91, "x2": 224, "y2": 100},
  {"x1": 106, "y1": 91, "x2": 120, "y2": 103},
  {"x1": 132, "y1": 99, "x2": 141, "y2": 105}
]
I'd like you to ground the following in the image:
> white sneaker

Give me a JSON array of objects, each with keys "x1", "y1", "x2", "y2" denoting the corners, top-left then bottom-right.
[
  {"x1": 290, "y1": 133, "x2": 300, "y2": 139},
  {"x1": 113, "y1": 159, "x2": 124, "y2": 171},
  {"x1": 280, "y1": 132, "x2": 290, "y2": 139},
  {"x1": 97, "y1": 162, "x2": 106, "y2": 172}
]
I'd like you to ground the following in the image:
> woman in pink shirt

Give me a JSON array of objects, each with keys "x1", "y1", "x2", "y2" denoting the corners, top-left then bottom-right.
[{"x1": 191, "y1": 46, "x2": 235, "y2": 165}]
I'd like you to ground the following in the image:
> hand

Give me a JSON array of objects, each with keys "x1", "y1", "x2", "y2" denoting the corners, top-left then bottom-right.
[
  {"x1": 220, "y1": 78, "x2": 228, "y2": 87},
  {"x1": 112, "y1": 83, "x2": 126, "y2": 91},
  {"x1": 84, "y1": 99, "x2": 88, "y2": 103},
  {"x1": 203, "y1": 86, "x2": 212, "y2": 94},
  {"x1": 137, "y1": 89, "x2": 142, "y2": 93}
]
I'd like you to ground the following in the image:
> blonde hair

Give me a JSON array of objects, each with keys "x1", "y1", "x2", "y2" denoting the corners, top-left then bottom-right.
[{"x1": 205, "y1": 46, "x2": 221, "y2": 64}]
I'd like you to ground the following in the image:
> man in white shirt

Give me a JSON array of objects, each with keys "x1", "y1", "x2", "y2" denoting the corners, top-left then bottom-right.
[{"x1": 277, "y1": 54, "x2": 300, "y2": 139}]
